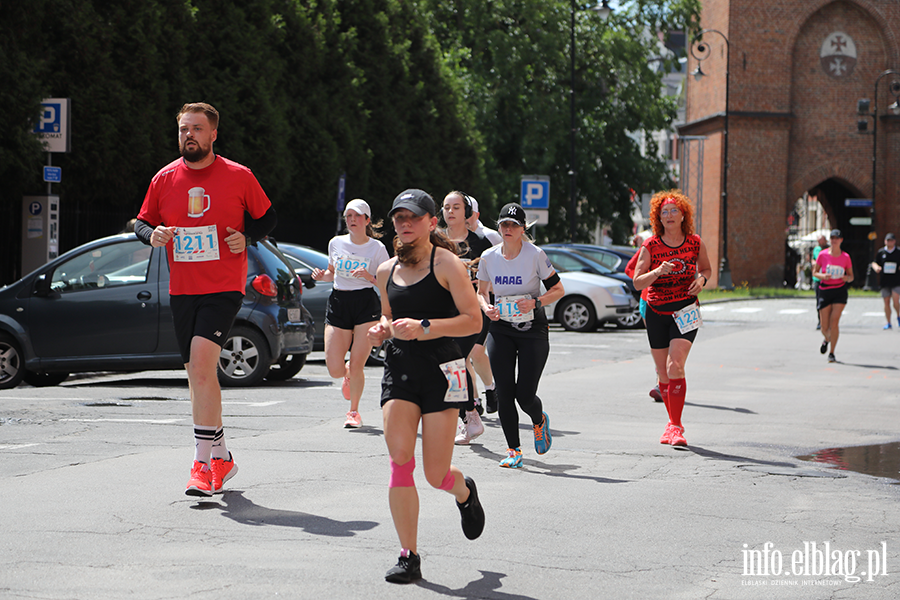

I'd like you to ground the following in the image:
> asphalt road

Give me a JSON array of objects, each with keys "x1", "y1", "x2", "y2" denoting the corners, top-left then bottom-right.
[{"x1": 1, "y1": 297, "x2": 899, "y2": 599}]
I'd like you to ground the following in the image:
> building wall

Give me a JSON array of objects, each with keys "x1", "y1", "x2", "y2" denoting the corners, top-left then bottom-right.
[{"x1": 680, "y1": 0, "x2": 900, "y2": 286}]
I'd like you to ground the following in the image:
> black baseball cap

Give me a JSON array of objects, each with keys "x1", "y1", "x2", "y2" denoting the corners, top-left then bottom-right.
[
  {"x1": 389, "y1": 189, "x2": 436, "y2": 218},
  {"x1": 388, "y1": 189, "x2": 437, "y2": 218},
  {"x1": 497, "y1": 203, "x2": 527, "y2": 227},
  {"x1": 886, "y1": 232, "x2": 895, "y2": 241},
  {"x1": 830, "y1": 229, "x2": 842, "y2": 238}
]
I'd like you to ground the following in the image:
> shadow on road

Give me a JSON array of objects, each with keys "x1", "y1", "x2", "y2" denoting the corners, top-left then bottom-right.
[
  {"x1": 191, "y1": 490, "x2": 379, "y2": 537},
  {"x1": 417, "y1": 570, "x2": 541, "y2": 600}
]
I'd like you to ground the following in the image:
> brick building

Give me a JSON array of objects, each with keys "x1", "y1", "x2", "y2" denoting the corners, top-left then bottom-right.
[{"x1": 678, "y1": 0, "x2": 900, "y2": 287}]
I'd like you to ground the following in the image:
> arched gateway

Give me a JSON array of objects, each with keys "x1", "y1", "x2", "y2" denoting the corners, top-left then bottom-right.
[{"x1": 678, "y1": 0, "x2": 900, "y2": 287}]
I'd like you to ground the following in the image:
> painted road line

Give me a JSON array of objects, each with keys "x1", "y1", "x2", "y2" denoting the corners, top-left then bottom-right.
[
  {"x1": 0, "y1": 444, "x2": 41, "y2": 450},
  {"x1": 779, "y1": 309, "x2": 809, "y2": 314},
  {"x1": 60, "y1": 418, "x2": 183, "y2": 424},
  {"x1": 732, "y1": 307, "x2": 764, "y2": 313}
]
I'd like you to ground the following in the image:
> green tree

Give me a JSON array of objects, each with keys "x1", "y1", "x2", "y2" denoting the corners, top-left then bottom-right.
[{"x1": 418, "y1": 0, "x2": 700, "y2": 242}]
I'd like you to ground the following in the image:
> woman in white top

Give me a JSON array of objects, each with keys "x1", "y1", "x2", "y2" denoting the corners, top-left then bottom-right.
[
  {"x1": 476, "y1": 203, "x2": 565, "y2": 468},
  {"x1": 312, "y1": 199, "x2": 390, "y2": 428}
]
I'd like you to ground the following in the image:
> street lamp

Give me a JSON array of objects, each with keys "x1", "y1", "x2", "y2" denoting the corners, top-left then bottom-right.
[
  {"x1": 569, "y1": 1, "x2": 612, "y2": 243},
  {"x1": 690, "y1": 29, "x2": 733, "y2": 290},
  {"x1": 857, "y1": 70, "x2": 900, "y2": 289}
]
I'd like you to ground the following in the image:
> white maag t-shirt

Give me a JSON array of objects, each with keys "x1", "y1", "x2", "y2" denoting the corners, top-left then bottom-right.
[
  {"x1": 328, "y1": 235, "x2": 390, "y2": 291},
  {"x1": 477, "y1": 242, "x2": 556, "y2": 336}
]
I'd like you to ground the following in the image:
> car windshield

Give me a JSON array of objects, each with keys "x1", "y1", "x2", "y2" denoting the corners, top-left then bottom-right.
[
  {"x1": 50, "y1": 240, "x2": 152, "y2": 292},
  {"x1": 574, "y1": 248, "x2": 621, "y2": 270},
  {"x1": 282, "y1": 245, "x2": 329, "y2": 270}
]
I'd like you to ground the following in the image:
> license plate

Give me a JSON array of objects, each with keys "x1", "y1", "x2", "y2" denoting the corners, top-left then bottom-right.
[{"x1": 287, "y1": 308, "x2": 301, "y2": 322}]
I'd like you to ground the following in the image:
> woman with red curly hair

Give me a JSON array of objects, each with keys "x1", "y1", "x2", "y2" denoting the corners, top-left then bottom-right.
[{"x1": 633, "y1": 190, "x2": 712, "y2": 447}]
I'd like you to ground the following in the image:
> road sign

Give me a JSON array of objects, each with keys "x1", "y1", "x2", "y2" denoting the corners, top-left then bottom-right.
[
  {"x1": 43, "y1": 166, "x2": 61, "y2": 183},
  {"x1": 844, "y1": 198, "x2": 873, "y2": 207},
  {"x1": 520, "y1": 176, "x2": 550, "y2": 209},
  {"x1": 32, "y1": 98, "x2": 71, "y2": 153}
]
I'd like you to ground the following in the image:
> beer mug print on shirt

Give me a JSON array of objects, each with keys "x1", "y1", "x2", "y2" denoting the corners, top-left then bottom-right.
[{"x1": 188, "y1": 187, "x2": 211, "y2": 218}]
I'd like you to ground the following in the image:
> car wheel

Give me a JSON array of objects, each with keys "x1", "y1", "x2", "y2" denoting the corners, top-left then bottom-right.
[
  {"x1": 615, "y1": 307, "x2": 644, "y2": 329},
  {"x1": 0, "y1": 333, "x2": 25, "y2": 390},
  {"x1": 557, "y1": 296, "x2": 597, "y2": 332},
  {"x1": 217, "y1": 325, "x2": 272, "y2": 387},
  {"x1": 23, "y1": 371, "x2": 70, "y2": 387},
  {"x1": 265, "y1": 353, "x2": 307, "y2": 381}
]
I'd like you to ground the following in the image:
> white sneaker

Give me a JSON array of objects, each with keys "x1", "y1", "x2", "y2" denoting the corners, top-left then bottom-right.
[
  {"x1": 465, "y1": 410, "x2": 484, "y2": 441},
  {"x1": 454, "y1": 420, "x2": 471, "y2": 445}
]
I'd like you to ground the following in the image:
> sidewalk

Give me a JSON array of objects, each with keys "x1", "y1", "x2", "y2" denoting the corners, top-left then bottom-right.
[{"x1": 1, "y1": 314, "x2": 899, "y2": 599}]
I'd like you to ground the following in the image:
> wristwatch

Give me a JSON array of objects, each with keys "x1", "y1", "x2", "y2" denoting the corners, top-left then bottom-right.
[
  {"x1": 420, "y1": 319, "x2": 431, "y2": 335},
  {"x1": 534, "y1": 298, "x2": 542, "y2": 310}
]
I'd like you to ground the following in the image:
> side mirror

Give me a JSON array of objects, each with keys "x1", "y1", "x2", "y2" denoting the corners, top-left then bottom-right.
[
  {"x1": 33, "y1": 273, "x2": 53, "y2": 297},
  {"x1": 295, "y1": 268, "x2": 316, "y2": 289}
]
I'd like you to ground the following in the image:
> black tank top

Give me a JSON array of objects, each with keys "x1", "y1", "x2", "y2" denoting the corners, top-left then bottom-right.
[{"x1": 387, "y1": 245, "x2": 458, "y2": 321}]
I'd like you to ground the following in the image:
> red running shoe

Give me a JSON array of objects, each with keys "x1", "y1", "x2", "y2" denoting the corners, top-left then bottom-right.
[
  {"x1": 211, "y1": 452, "x2": 238, "y2": 493},
  {"x1": 649, "y1": 385, "x2": 663, "y2": 402},
  {"x1": 186, "y1": 461, "x2": 213, "y2": 497}
]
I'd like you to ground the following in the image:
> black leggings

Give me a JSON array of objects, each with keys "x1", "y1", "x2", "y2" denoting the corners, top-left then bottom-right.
[{"x1": 486, "y1": 331, "x2": 548, "y2": 449}]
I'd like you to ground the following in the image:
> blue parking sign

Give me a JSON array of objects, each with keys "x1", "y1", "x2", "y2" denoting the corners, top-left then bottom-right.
[{"x1": 520, "y1": 177, "x2": 550, "y2": 209}]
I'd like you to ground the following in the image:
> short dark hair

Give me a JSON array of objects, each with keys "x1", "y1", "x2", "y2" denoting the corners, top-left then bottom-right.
[{"x1": 176, "y1": 102, "x2": 219, "y2": 129}]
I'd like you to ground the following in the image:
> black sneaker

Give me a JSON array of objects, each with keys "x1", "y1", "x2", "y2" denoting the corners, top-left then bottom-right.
[
  {"x1": 456, "y1": 476, "x2": 485, "y2": 540},
  {"x1": 484, "y1": 389, "x2": 498, "y2": 414},
  {"x1": 819, "y1": 340, "x2": 828, "y2": 354},
  {"x1": 828, "y1": 353, "x2": 836, "y2": 363},
  {"x1": 473, "y1": 397, "x2": 484, "y2": 416},
  {"x1": 385, "y1": 550, "x2": 421, "y2": 584}
]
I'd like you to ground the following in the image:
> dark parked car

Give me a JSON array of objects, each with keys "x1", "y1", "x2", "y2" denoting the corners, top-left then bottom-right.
[
  {"x1": 541, "y1": 246, "x2": 643, "y2": 329},
  {"x1": 543, "y1": 243, "x2": 636, "y2": 273},
  {"x1": 272, "y1": 242, "x2": 330, "y2": 351},
  {"x1": 0, "y1": 233, "x2": 315, "y2": 389}
]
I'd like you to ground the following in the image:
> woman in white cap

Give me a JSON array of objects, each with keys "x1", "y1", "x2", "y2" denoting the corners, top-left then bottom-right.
[
  {"x1": 368, "y1": 189, "x2": 485, "y2": 583},
  {"x1": 813, "y1": 228, "x2": 853, "y2": 363},
  {"x1": 476, "y1": 203, "x2": 565, "y2": 468},
  {"x1": 312, "y1": 199, "x2": 390, "y2": 428}
]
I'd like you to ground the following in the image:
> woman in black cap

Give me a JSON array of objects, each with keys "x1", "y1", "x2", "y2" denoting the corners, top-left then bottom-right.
[
  {"x1": 813, "y1": 229, "x2": 854, "y2": 362},
  {"x1": 368, "y1": 189, "x2": 485, "y2": 583},
  {"x1": 476, "y1": 203, "x2": 565, "y2": 468}
]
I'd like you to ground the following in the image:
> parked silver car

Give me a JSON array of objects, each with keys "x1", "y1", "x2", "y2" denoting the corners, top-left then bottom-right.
[{"x1": 543, "y1": 271, "x2": 636, "y2": 332}]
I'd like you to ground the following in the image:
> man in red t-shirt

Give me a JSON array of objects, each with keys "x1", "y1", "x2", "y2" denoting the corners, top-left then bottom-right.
[{"x1": 135, "y1": 103, "x2": 276, "y2": 497}]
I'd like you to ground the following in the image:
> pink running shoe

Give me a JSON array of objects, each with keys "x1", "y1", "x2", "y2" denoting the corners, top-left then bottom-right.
[
  {"x1": 344, "y1": 410, "x2": 362, "y2": 428},
  {"x1": 342, "y1": 376, "x2": 351, "y2": 400},
  {"x1": 659, "y1": 423, "x2": 676, "y2": 445},
  {"x1": 670, "y1": 426, "x2": 687, "y2": 447}
]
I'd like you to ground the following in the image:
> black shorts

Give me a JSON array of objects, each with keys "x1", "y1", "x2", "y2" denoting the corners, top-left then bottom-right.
[
  {"x1": 645, "y1": 300, "x2": 699, "y2": 350},
  {"x1": 325, "y1": 288, "x2": 381, "y2": 330},
  {"x1": 381, "y1": 338, "x2": 467, "y2": 415},
  {"x1": 475, "y1": 312, "x2": 490, "y2": 346},
  {"x1": 817, "y1": 284, "x2": 848, "y2": 310},
  {"x1": 170, "y1": 292, "x2": 243, "y2": 363}
]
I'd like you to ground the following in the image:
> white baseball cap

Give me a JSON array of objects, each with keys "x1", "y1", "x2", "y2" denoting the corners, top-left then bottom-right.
[
  {"x1": 469, "y1": 197, "x2": 480, "y2": 214},
  {"x1": 344, "y1": 199, "x2": 371, "y2": 218}
]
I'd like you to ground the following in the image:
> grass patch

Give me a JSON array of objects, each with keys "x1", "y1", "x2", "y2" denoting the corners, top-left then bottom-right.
[{"x1": 700, "y1": 285, "x2": 880, "y2": 301}]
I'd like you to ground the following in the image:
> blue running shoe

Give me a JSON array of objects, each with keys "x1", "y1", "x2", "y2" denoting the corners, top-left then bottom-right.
[
  {"x1": 885, "y1": 323, "x2": 892, "y2": 330},
  {"x1": 499, "y1": 447, "x2": 523, "y2": 468},
  {"x1": 533, "y1": 412, "x2": 552, "y2": 455}
]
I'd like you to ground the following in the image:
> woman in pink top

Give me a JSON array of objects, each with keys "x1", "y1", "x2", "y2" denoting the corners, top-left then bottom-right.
[{"x1": 813, "y1": 229, "x2": 854, "y2": 363}]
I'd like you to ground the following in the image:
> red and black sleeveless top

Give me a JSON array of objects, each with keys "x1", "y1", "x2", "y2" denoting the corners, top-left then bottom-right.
[{"x1": 642, "y1": 234, "x2": 701, "y2": 312}]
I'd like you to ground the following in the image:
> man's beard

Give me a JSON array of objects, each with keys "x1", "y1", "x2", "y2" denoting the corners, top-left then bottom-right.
[{"x1": 180, "y1": 140, "x2": 211, "y2": 163}]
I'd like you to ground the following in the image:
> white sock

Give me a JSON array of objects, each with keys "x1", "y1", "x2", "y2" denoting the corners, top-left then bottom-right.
[
  {"x1": 210, "y1": 426, "x2": 229, "y2": 460},
  {"x1": 193, "y1": 425, "x2": 216, "y2": 464}
]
